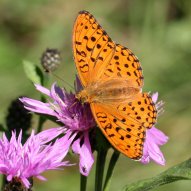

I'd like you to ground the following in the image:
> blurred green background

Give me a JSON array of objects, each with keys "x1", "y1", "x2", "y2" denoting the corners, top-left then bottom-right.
[{"x1": 0, "y1": 0, "x2": 191, "y2": 190}]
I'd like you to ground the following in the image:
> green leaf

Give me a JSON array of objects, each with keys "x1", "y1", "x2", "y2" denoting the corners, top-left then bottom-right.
[
  {"x1": 23, "y1": 60, "x2": 44, "y2": 85},
  {"x1": 122, "y1": 158, "x2": 191, "y2": 191}
]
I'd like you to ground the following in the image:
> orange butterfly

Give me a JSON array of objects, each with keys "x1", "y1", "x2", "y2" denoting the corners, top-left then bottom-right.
[{"x1": 73, "y1": 11, "x2": 157, "y2": 160}]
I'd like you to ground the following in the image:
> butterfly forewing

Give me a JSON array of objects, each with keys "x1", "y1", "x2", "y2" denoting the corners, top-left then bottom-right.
[
  {"x1": 100, "y1": 44, "x2": 144, "y2": 87},
  {"x1": 73, "y1": 11, "x2": 115, "y2": 87}
]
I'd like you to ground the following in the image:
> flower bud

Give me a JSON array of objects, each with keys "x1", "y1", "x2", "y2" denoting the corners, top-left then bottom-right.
[{"x1": 41, "y1": 48, "x2": 61, "y2": 72}]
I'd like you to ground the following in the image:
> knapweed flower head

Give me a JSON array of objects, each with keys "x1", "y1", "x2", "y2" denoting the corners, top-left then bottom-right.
[
  {"x1": 0, "y1": 129, "x2": 72, "y2": 189},
  {"x1": 20, "y1": 77, "x2": 96, "y2": 176},
  {"x1": 141, "y1": 93, "x2": 168, "y2": 165}
]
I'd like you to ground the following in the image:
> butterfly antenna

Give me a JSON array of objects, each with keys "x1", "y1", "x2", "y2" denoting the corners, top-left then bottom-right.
[
  {"x1": 40, "y1": 48, "x2": 74, "y2": 90},
  {"x1": 52, "y1": 73, "x2": 75, "y2": 90}
]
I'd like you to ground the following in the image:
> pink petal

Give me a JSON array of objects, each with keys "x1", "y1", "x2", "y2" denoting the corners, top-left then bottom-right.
[
  {"x1": 20, "y1": 98, "x2": 55, "y2": 116},
  {"x1": 72, "y1": 132, "x2": 94, "y2": 176},
  {"x1": 21, "y1": 177, "x2": 31, "y2": 188},
  {"x1": 36, "y1": 127, "x2": 66, "y2": 144},
  {"x1": 141, "y1": 127, "x2": 168, "y2": 165},
  {"x1": 149, "y1": 127, "x2": 169, "y2": 145},
  {"x1": 35, "y1": 84, "x2": 51, "y2": 96},
  {"x1": 7, "y1": 175, "x2": 13, "y2": 181},
  {"x1": 152, "y1": 92, "x2": 158, "y2": 103},
  {"x1": 36, "y1": 175, "x2": 47, "y2": 181},
  {"x1": 50, "y1": 83, "x2": 66, "y2": 108}
]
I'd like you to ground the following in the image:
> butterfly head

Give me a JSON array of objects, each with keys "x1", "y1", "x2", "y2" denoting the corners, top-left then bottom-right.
[{"x1": 76, "y1": 89, "x2": 90, "y2": 104}]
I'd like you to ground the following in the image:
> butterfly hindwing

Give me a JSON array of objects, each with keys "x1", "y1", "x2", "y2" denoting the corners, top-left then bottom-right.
[
  {"x1": 117, "y1": 93, "x2": 157, "y2": 129},
  {"x1": 90, "y1": 102, "x2": 145, "y2": 159},
  {"x1": 90, "y1": 92, "x2": 157, "y2": 159}
]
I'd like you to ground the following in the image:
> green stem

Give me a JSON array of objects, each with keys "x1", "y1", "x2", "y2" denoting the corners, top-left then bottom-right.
[
  {"x1": 95, "y1": 149, "x2": 107, "y2": 191},
  {"x1": 80, "y1": 174, "x2": 87, "y2": 191},
  {"x1": 103, "y1": 151, "x2": 120, "y2": 191},
  {"x1": 1, "y1": 175, "x2": 6, "y2": 191},
  {"x1": 37, "y1": 115, "x2": 45, "y2": 133}
]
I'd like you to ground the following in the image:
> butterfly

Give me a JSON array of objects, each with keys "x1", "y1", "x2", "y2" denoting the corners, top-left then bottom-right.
[{"x1": 73, "y1": 11, "x2": 157, "y2": 160}]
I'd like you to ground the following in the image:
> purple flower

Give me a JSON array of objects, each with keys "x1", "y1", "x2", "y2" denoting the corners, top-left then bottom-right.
[
  {"x1": 20, "y1": 77, "x2": 96, "y2": 176},
  {"x1": 141, "y1": 93, "x2": 168, "y2": 165},
  {"x1": 0, "y1": 129, "x2": 72, "y2": 188}
]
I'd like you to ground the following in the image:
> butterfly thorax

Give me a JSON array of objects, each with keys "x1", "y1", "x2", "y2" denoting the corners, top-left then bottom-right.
[
  {"x1": 76, "y1": 89, "x2": 90, "y2": 103},
  {"x1": 76, "y1": 79, "x2": 141, "y2": 104}
]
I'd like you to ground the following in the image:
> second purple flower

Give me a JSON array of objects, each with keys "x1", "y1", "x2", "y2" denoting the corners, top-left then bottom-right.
[{"x1": 20, "y1": 78, "x2": 96, "y2": 176}]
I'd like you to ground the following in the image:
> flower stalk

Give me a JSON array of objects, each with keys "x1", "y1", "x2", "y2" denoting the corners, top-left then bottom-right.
[
  {"x1": 80, "y1": 174, "x2": 87, "y2": 191},
  {"x1": 103, "y1": 151, "x2": 120, "y2": 191},
  {"x1": 95, "y1": 149, "x2": 108, "y2": 191}
]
